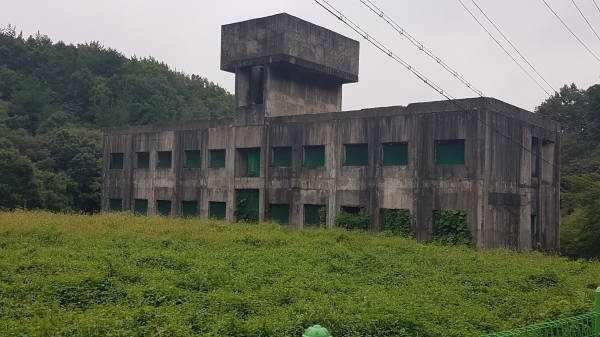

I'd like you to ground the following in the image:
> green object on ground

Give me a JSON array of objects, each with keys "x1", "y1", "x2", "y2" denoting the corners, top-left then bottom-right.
[{"x1": 303, "y1": 325, "x2": 331, "y2": 337}]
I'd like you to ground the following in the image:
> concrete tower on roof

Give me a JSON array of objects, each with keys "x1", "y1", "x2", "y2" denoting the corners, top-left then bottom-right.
[{"x1": 102, "y1": 13, "x2": 561, "y2": 252}]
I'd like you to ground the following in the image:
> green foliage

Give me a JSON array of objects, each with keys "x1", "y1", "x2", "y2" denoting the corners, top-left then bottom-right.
[
  {"x1": 0, "y1": 26, "x2": 234, "y2": 213},
  {"x1": 318, "y1": 205, "x2": 328, "y2": 228},
  {"x1": 1, "y1": 211, "x2": 600, "y2": 336},
  {"x1": 235, "y1": 190, "x2": 259, "y2": 223},
  {"x1": 380, "y1": 209, "x2": 413, "y2": 237},
  {"x1": 335, "y1": 209, "x2": 370, "y2": 230},
  {"x1": 432, "y1": 210, "x2": 472, "y2": 246}
]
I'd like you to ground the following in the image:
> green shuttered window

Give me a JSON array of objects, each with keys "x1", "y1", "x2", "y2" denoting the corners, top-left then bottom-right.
[
  {"x1": 382, "y1": 142, "x2": 408, "y2": 166},
  {"x1": 156, "y1": 200, "x2": 171, "y2": 216},
  {"x1": 210, "y1": 150, "x2": 226, "y2": 168},
  {"x1": 304, "y1": 204, "x2": 325, "y2": 227},
  {"x1": 345, "y1": 144, "x2": 368, "y2": 166},
  {"x1": 109, "y1": 199, "x2": 122, "y2": 212},
  {"x1": 137, "y1": 152, "x2": 149, "y2": 169},
  {"x1": 269, "y1": 204, "x2": 290, "y2": 225},
  {"x1": 182, "y1": 201, "x2": 198, "y2": 218},
  {"x1": 244, "y1": 148, "x2": 261, "y2": 177},
  {"x1": 435, "y1": 140, "x2": 465, "y2": 165},
  {"x1": 110, "y1": 153, "x2": 123, "y2": 169},
  {"x1": 185, "y1": 150, "x2": 201, "y2": 169},
  {"x1": 272, "y1": 147, "x2": 292, "y2": 167},
  {"x1": 157, "y1": 151, "x2": 172, "y2": 169},
  {"x1": 134, "y1": 199, "x2": 148, "y2": 215},
  {"x1": 304, "y1": 146, "x2": 325, "y2": 167},
  {"x1": 209, "y1": 201, "x2": 226, "y2": 220}
]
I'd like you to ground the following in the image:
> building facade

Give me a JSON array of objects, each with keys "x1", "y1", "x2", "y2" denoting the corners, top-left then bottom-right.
[{"x1": 102, "y1": 13, "x2": 560, "y2": 251}]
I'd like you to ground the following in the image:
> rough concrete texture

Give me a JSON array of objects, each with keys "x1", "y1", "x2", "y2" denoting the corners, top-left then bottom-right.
[{"x1": 102, "y1": 13, "x2": 560, "y2": 252}]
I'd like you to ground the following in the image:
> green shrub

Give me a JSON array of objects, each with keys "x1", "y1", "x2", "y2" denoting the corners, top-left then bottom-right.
[
  {"x1": 380, "y1": 209, "x2": 413, "y2": 237},
  {"x1": 335, "y1": 209, "x2": 369, "y2": 230},
  {"x1": 234, "y1": 190, "x2": 259, "y2": 223},
  {"x1": 432, "y1": 210, "x2": 472, "y2": 246}
]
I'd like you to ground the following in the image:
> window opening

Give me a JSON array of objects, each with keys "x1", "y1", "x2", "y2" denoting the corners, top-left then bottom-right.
[
  {"x1": 541, "y1": 140, "x2": 554, "y2": 183},
  {"x1": 531, "y1": 137, "x2": 539, "y2": 177},
  {"x1": 210, "y1": 149, "x2": 226, "y2": 168},
  {"x1": 134, "y1": 199, "x2": 148, "y2": 216},
  {"x1": 304, "y1": 146, "x2": 325, "y2": 167},
  {"x1": 269, "y1": 204, "x2": 290, "y2": 225},
  {"x1": 345, "y1": 144, "x2": 368, "y2": 166},
  {"x1": 238, "y1": 148, "x2": 260, "y2": 177},
  {"x1": 182, "y1": 201, "x2": 198, "y2": 218},
  {"x1": 304, "y1": 204, "x2": 326, "y2": 227},
  {"x1": 341, "y1": 206, "x2": 362, "y2": 214},
  {"x1": 235, "y1": 189, "x2": 259, "y2": 222},
  {"x1": 272, "y1": 147, "x2": 292, "y2": 167},
  {"x1": 379, "y1": 209, "x2": 412, "y2": 236},
  {"x1": 382, "y1": 142, "x2": 408, "y2": 166},
  {"x1": 137, "y1": 152, "x2": 149, "y2": 169},
  {"x1": 435, "y1": 139, "x2": 465, "y2": 165},
  {"x1": 109, "y1": 199, "x2": 122, "y2": 212},
  {"x1": 248, "y1": 65, "x2": 264, "y2": 105},
  {"x1": 157, "y1": 151, "x2": 172, "y2": 169},
  {"x1": 110, "y1": 153, "x2": 123, "y2": 169},
  {"x1": 156, "y1": 200, "x2": 172, "y2": 217},
  {"x1": 209, "y1": 201, "x2": 226, "y2": 220},
  {"x1": 530, "y1": 214, "x2": 537, "y2": 237},
  {"x1": 185, "y1": 150, "x2": 201, "y2": 169}
]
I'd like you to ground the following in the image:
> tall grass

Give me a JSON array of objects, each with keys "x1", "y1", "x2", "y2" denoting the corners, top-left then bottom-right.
[{"x1": 0, "y1": 211, "x2": 599, "y2": 336}]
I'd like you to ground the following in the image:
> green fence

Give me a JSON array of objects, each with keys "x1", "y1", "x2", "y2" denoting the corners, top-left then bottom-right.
[{"x1": 481, "y1": 287, "x2": 600, "y2": 337}]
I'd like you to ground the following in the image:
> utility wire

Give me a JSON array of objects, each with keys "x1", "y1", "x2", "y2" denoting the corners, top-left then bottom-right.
[
  {"x1": 571, "y1": 0, "x2": 600, "y2": 42},
  {"x1": 468, "y1": 0, "x2": 556, "y2": 93},
  {"x1": 541, "y1": 0, "x2": 600, "y2": 63},
  {"x1": 590, "y1": 0, "x2": 600, "y2": 18},
  {"x1": 314, "y1": 0, "x2": 557, "y2": 169},
  {"x1": 457, "y1": 0, "x2": 552, "y2": 96}
]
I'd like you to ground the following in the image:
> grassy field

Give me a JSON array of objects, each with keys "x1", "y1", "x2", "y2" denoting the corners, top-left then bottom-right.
[{"x1": 0, "y1": 211, "x2": 599, "y2": 336}]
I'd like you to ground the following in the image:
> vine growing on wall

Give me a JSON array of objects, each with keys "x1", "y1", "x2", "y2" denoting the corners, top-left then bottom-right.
[
  {"x1": 318, "y1": 206, "x2": 328, "y2": 228},
  {"x1": 234, "y1": 191, "x2": 259, "y2": 223},
  {"x1": 432, "y1": 210, "x2": 472, "y2": 246},
  {"x1": 380, "y1": 209, "x2": 413, "y2": 237},
  {"x1": 335, "y1": 209, "x2": 369, "y2": 230}
]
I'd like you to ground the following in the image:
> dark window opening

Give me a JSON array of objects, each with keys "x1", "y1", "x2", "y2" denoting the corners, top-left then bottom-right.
[
  {"x1": 209, "y1": 201, "x2": 226, "y2": 220},
  {"x1": 157, "y1": 151, "x2": 172, "y2": 169},
  {"x1": 530, "y1": 214, "x2": 537, "y2": 237},
  {"x1": 269, "y1": 204, "x2": 290, "y2": 225},
  {"x1": 382, "y1": 142, "x2": 408, "y2": 166},
  {"x1": 134, "y1": 199, "x2": 148, "y2": 216},
  {"x1": 248, "y1": 65, "x2": 264, "y2": 105},
  {"x1": 110, "y1": 153, "x2": 123, "y2": 169},
  {"x1": 341, "y1": 206, "x2": 363, "y2": 214},
  {"x1": 185, "y1": 150, "x2": 201, "y2": 169},
  {"x1": 235, "y1": 189, "x2": 259, "y2": 222},
  {"x1": 137, "y1": 152, "x2": 149, "y2": 169},
  {"x1": 237, "y1": 148, "x2": 260, "y2": 177},
  {"x1": 272, "y1": 147, "x2": 292, "y2": 167},
  {"x1": 304, "y1": 146, "x2": 325, "y2": 167},
  {"x1": 345, "y1": 144, "x2": 369, "y2": 166},
  {"x1": 109, "y1": 199, "x2": 122, "y2": 212},
  {"x1": 435, "y1": 139, "x2": 465, "y2": 165},
  {"x1": 156, "y1": 200, "x2": 172, "y2": 217},
  {"x1": 304, "y1": 204, "x2": 326, "y2": 227},
  {"x1": 182, "y1": 201, "x2": 198, "y2": 218},
  {"x1": 531, "y1": 137, "x2": 539, "y2": 177},
  {"x1": 210, "y1": 149, "x2": 226, "y2": 168}
]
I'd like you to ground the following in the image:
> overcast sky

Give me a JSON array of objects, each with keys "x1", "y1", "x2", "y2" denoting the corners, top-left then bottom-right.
[{"x1": 2, "y1": 0, "x2": 600, "y2": 112}]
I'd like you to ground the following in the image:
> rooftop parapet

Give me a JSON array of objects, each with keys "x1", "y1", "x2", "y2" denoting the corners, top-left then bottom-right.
[{"x1": 220, "y1": 13, "x2": 360, "y2": 83}]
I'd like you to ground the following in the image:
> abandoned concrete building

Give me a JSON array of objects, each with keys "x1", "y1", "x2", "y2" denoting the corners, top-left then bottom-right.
[{"x1": 101, "y1": 13, "x2": 561, "y2": 251}]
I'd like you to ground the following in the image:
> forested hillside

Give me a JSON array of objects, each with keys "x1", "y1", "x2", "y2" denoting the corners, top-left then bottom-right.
[
  {"x1": 536, "y1": 83, "x2": 600, "y2": 259},
  {"x1": 0, "y1": 25, "x2": 234, "y2": 213}
]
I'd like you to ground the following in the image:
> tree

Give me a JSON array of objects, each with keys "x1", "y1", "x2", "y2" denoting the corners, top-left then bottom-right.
[{"x1": 0, "y1": 139, "x2": 41, "y2": 209}]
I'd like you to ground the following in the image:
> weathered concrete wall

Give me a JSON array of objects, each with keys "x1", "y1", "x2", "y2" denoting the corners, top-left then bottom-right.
[{"x1": 221, "y1": 13, "x2": 359, "y2": 83}]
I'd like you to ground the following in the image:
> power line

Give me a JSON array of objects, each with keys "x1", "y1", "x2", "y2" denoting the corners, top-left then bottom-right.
[
  {"x1": 468, "y1": 0, "x2": 556, "y2": 93},
  {"x1": 313, "y1": 0, "x2": 558, "y2": 169},
  {"x1": 571, "y1": 0, "x2": 600, "y2": 42},
  {"x1": 590, "y1": 0, "x2": 600, "y2": 18},
  {"x1": 457, "y1": 0, "x2": 553, "y2": 96},
  {"x1": 541, "y1": 0, "x2": 600, "y2": 63}
]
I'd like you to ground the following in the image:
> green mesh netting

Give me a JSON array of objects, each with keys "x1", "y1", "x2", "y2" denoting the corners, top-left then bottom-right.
[
  {"x1": 157, "y1": 151, "x2": 172, "y2": 169},
  {"x1": 156, "y1": 200, "x2": 172, "y2": 216},
  {"x1": 435, "y1": 140, "x2": 465, "y2": 165},
  {"x1": 304, "y1": 146, "x2": 325, "y2": 167},
  {"x1": 185, "y1": 151, "x2": 201, "y2": 169},
  {"x1": 269, "y1": 204, "x2": 290, "y2": 225},
  {"x1": 110, "y1": 153, "x2": 123, "y2": 169},
  {"x1": 209, "y1": 201, "x2": 226, "y2": 220},
  {"x1": 109, "y1": 199, "x2": 122, "y2": 212},
  {"x1": 210, "y1": 150, "x2": 226, "y2": 168},
  {"x1": 345, "y1": 144, "x2": 368, "y2": 166},
  {"x1": 134, "y1": 199, "x2": 148, "y2": 216},
  {"x1": 382, "y1": 142, "x2": 408, "y2": 166},
  {"x1": 182, "y1": 201, "x2": 198, "y2": 218},
  {"x1": 137, "y1": 152, "x2": 149, "y2": 169},
  {"x1": 273, "y1": 147, "x2": 292, "y2": 167}
]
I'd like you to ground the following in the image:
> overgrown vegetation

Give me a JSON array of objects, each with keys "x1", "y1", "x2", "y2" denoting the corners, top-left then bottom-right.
[
  {"x1": 234, "y1": 190, "x2": 259, "y2": 223},
  {"x1": 0, "y1": 25, "x2": 234, "y2": 213},
  {"x1": 432, "y1": 210, "x2": 472, "y2": 246},
  {"x1": 334, "y1": 209, "x2": 370, "y2": 230},
  {"x1": 0, "y1": 211, "x2": 599, "y2": 336},
  {"x1": 380, "y1": 209, "x2": 413, "y2": 237}
]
